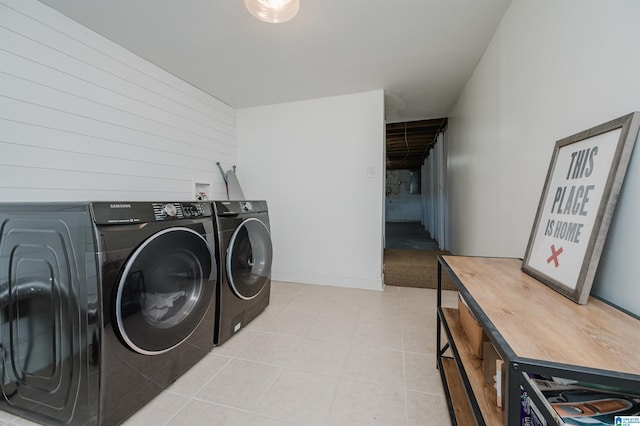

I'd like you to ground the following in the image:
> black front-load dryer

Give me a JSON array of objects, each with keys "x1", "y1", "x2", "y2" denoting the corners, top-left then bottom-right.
[
  {"x1": 0, "y1": 203, "x2": 100, "y2": 425},
  {"x1": 212, "y1": 200, "x2": 272, "y2": 345},
  {"x1": 0, "y1": 201, "x2": 216, "y2": 425}
]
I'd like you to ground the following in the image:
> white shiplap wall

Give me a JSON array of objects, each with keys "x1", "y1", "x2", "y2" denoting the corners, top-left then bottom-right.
[{"x1": 0, "y1": 0, "x2": 235, "y2": 202}]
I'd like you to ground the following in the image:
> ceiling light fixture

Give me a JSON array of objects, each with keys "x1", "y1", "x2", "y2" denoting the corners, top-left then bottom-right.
[{"x1": 244, "y1": 0, "x2": 300, "y2": 24}]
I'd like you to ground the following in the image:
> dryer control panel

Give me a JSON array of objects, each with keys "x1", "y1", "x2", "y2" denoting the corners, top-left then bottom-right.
[
  {"x1": 91, "y1": 202, "x2": 212, "y2": 224},
  {"x1": 214, "y1": 200, "x2": 268, "y2": 216}
]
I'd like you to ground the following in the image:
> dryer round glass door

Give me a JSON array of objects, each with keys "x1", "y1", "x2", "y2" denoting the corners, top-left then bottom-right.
[
  {"x1": 115, "y1": 227, "x2": 215, "y2": 355},
  {"x1": 226, "y1": 218, "x2": 272, "y2": 300}
]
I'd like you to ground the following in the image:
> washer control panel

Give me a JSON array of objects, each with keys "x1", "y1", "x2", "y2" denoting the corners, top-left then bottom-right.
[
  {"x1": 91, "y1": 202, "x2": 211, "y2": 224},
  {"x1": 162, "y1": 203, "x2": 178, "y2": 217},
  {"x1": 152, "y1": 202, "x2": 208, "y2": 220}
]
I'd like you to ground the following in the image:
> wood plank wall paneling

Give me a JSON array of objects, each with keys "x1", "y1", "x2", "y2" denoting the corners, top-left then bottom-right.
[{"x1": 0, "y1": 0, "x2": 235, "y2": 202}]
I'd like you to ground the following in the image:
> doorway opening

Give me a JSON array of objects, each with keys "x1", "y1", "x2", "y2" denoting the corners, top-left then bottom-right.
[{"x1": 383, "y1": 119, "x2": 450, "y2": 289}]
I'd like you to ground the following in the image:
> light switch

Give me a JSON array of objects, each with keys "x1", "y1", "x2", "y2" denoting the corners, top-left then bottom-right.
[{"x1": 367, "y1": 167, "x2": 375, "y2": 178}]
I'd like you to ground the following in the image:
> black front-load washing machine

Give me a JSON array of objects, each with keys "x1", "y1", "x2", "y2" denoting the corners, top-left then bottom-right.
[
  {"x1": 212, "y1": 200, "x2": 272, "y2": 345},
  {"x1": 0, "y1": 202, "x2": 216, "y2": 425},
  {"x1": 92, "y1": 201, "x2": 216, "y2": 425}
]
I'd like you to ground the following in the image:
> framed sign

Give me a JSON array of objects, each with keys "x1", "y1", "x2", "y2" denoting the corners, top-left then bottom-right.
[{"x1": 522, "y1": 112, "x2": 640, "y2": 304}]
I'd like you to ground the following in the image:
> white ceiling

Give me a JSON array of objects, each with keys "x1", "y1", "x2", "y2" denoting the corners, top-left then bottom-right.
[{"x1": 39, "y1": 0, "x2": 511, "y2": 122}]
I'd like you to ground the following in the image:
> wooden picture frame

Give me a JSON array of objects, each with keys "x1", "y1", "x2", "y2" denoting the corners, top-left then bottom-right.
[{"x1": 522, "y1": 112, "x2": 640, "y2": 304}]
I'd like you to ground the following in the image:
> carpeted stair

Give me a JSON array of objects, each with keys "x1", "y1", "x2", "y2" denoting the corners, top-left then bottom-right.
[{"x1": 384, "y1": 249, "x2": 457, "y2": 290}]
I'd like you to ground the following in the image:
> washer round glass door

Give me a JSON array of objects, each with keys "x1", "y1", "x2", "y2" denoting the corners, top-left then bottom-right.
[
  {"x1": 226, "y1": 218, "x2": 272, "y2": 300},
  {"x1": 115, "y1": 227, "x2": 214, "y2": 355}
]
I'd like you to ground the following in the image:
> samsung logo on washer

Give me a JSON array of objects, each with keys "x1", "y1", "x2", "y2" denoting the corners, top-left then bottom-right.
[{"x1": 109, "y1": 203, "x2": 132, "y2": 209}]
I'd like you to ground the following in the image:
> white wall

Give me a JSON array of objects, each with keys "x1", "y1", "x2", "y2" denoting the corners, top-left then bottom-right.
[
  {"x1": 447, "y1": 0, "x2": 640, "y2": 314},
  {"x1": 236, "y1": 91, "x2": 385, "y2": 290},
  {"x1": 0, "y1": 0, "x2": 234, "y2": 202}
]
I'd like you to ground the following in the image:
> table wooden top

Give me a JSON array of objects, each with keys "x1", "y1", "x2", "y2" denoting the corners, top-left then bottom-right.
[{"x1": 441, "y1": 255, "x2": 640, "y2": 376}]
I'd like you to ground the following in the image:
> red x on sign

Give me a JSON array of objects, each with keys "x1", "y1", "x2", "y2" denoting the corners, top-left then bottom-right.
[{"x1": 546, "y1": 244, "x2": 563, "y2": 268}]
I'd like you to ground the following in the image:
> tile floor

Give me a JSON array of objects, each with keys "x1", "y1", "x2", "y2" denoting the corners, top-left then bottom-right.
[{"x1": 1, "y1": 281, "x2": 458, "y2": 426}]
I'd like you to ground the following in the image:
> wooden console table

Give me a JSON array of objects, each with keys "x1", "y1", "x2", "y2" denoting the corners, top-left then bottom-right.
[{"x1": 436, "y1": 255, "x2": 640, "y2": 425}]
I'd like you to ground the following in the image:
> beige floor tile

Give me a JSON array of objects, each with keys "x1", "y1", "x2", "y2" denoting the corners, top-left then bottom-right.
[
  {"x1": 259, "y1": 310, "x2": 317, "y2": 336},
  {"x1": 296, "y1": 283, "x2": 356, "y2": 301},
  {"x1": 401, "y1": 297, "x2": 437, "y2": 315},
  {"x1": 211, "y1": 326, "x2": 257, "y2": 357},
  {"x1": 401, "y1": 307, "x2": 437, "y2": 329},
  {"x1": 166, "y1": 353, "x2": 231, "y2": 396},
  {"x1": 352, "y1": 319, "x2": 403, "y2": 351},
  {"x1": 403, "y1": 324, "x2": 438, "y2": 354},
  {"x1": 166, "y1": 399, "x2": 250, "y2": 426},
  {"x1": 305, "y1": 315, "x2": 358, "y2": 342},
  {"x1": 245, "y1": 414, "x2": 299, "y2": 426},
  {"x1": 256, "y1": 369, "x2": 338, "y2": 426},
  {"x1": 405, "y1": 390, "x2": 451, "y2": 426},
  {"x1": 13, "y1": 418, "x2": 42, "y2": 426},
  {"x1": 195, "y1": 359, "x2": 280, "y2": 411},
  {"x1": 1, "y1": 412, "x2": 39, "y2": 426},
  {"x1": 357, "y1": 303, "x2": 402, "y2": 326},
  {"x1": 399, "y1": 286, "x2": 438, "y2": 303},
  {"x1": 236, "y1": 331, "x2": 301, "y2": 366},
  {"x1": 318, "y1": 298, "x2": 363, "y2": 320},
  {"x1": 357, "y1": 289, "x2": 400, "y2": 309},
  {"x1": 270, "y1": 281, "x2": 304, "y2": 298},
  {"x1": 287, "y1": 338, "x2": 349, "y2": 377},
  {"x1": 400, "y1": 291, "x2": 436, "y2": 309},
  {"x1": 123, "y1": 391, "x2": 190, "y2": 425},
  {"x1": 244, "y1": 304, "x2": 286, "y2": 330},
  {"x1": 404, "y1": 352, "x2": 443, "y2": 394},
  {"x1": 0, "y1": 411, "x2": 21, "y2": 422},
  {"x1": 280, "y1": 295, "x2": 331, "y2": 317},
  {"x1": 342, "y1": 346, "x2": 405, "y2": 389},
  {"x1": 337, "y1": 286, "x2": 382, "y2": 302},
  {"x1": 321, "y1": 298, "x2": 363, "y2": 322},
  {"x1": 441, "y1": 290, "x2": 459, "y2": 308},
  {"x1": 327, "y1": 379, "x2": 405, "y2": 426}
]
